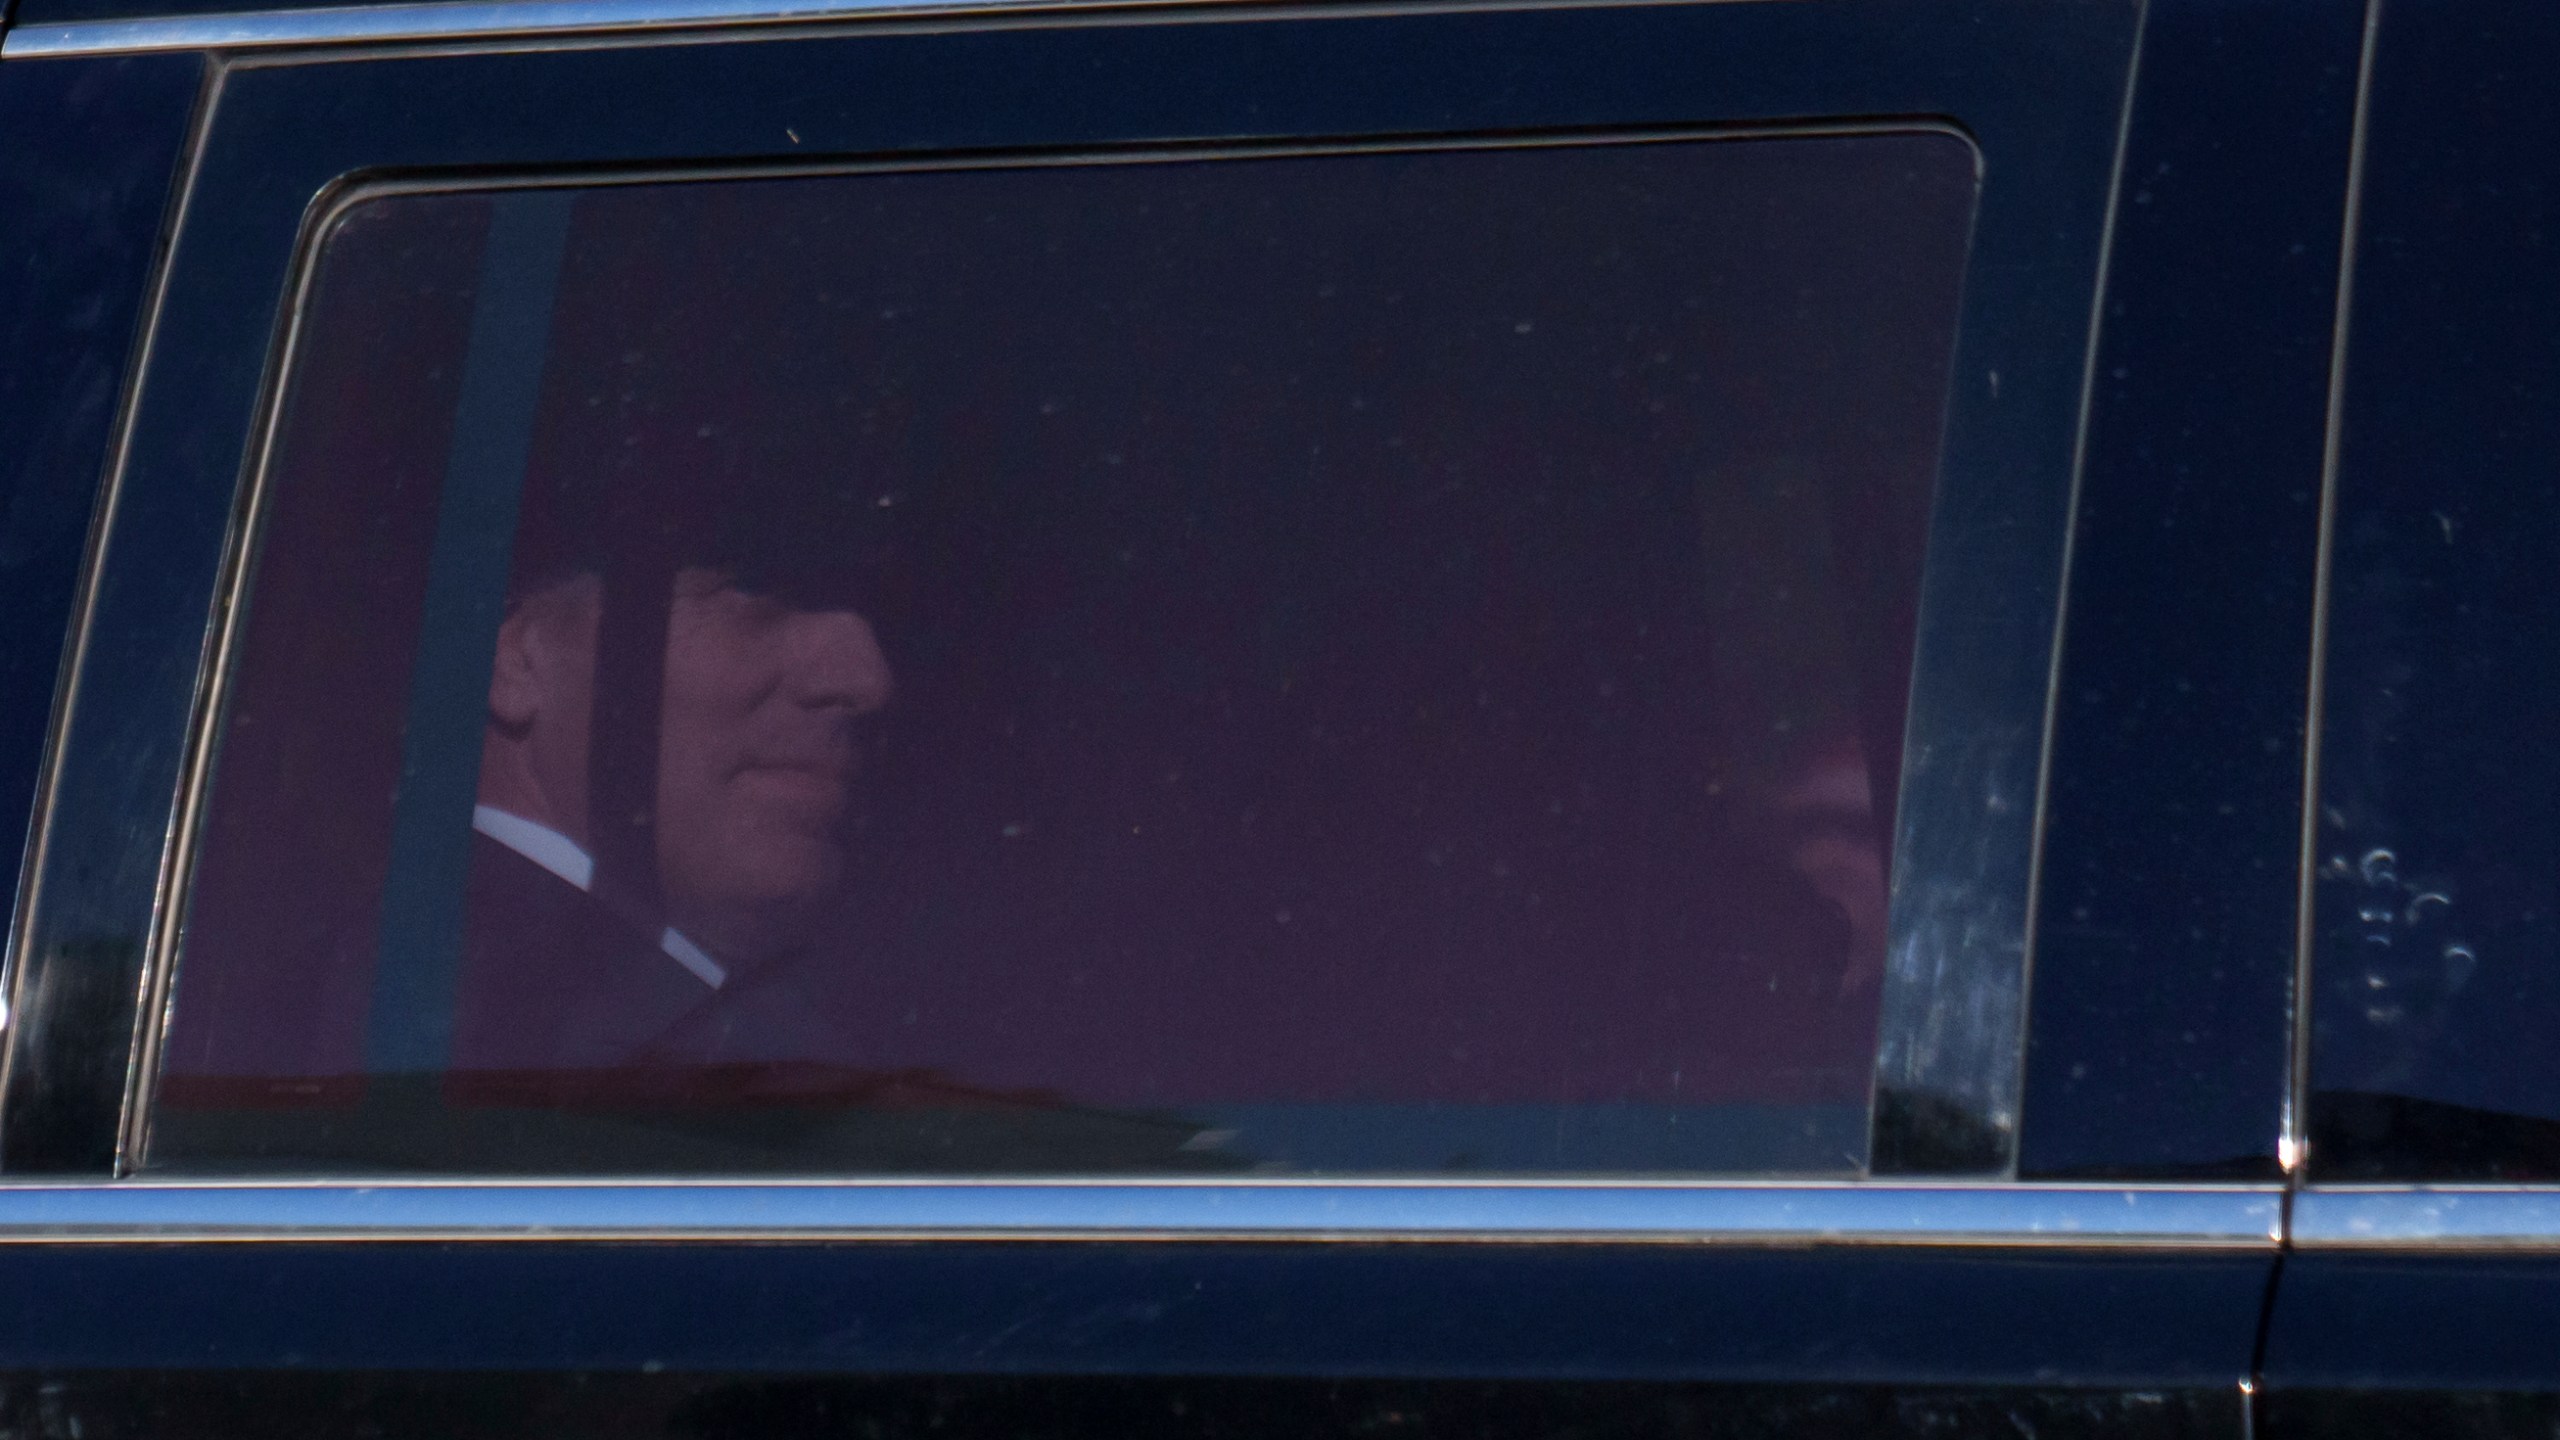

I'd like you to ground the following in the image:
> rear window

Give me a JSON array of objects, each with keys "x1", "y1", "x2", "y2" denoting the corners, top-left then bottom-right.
[{"x1": 149, "y1": 131, "x2": 1979, "y2": 1175}]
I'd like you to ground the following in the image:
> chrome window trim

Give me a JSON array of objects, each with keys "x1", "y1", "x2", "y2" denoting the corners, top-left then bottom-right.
[
  {"x1": 2294, "y1": 1186, "x2": 2560, "y2": 1251},
  {"x1": 0, "y1": 1180, "x2": 2282, "y2": 1246},
  {"x1": 2282, "y1": 0, "x2": 2384, "y2": 1185},
  {"x1": 5, "y1": 0, "x2": 1126, "y2": 56},
  {"x1": 0, "y1": 0, "x2": 1661, "y2": 57}
]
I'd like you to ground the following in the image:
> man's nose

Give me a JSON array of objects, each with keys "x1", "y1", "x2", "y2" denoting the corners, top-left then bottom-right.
[{"x1": 783, "y1": 609, "x2": 895, "y2": 714}]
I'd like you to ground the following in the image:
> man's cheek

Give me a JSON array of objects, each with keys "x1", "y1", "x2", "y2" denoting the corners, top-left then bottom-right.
[
  {"x1": 728, "y1": 828, "x2": 844, "y2": 903},
  {"x1": 725, "y1": 780, "x2": 848, "y2": 861}
]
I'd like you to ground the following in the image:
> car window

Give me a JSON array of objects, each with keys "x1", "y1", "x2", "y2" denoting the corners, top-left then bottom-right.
[{"x1": 141, "y1": 131, "x2": 1981, "y2": 1175}]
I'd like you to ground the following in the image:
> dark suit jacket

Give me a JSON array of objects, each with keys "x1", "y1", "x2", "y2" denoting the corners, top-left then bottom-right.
[
  {"x1": 435, "y1": 834, "x2": 1227, "y2": 1170},
  {"x1": 448, "y1": 832, "x2": 840, "y2": 1082}
]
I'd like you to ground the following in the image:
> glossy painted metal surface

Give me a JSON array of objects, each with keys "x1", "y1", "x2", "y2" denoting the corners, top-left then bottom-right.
[
  {"x1": 1, "y1": 0, "x2": 2140, "y2": 1180},
  {"x1": 2014, "y1": 0, "x2": 2362, "y2": 1182},
  {"x1": 0, "y1": 53, "x2": 204, "y2": 1042},
  {"x1": 0, "y1": 1181, "x2": 2284, "y2": 1245},
  {"x1": 2262, "y1": 1392, "x2": 2560, "y2": 1440},
  {"x1": 0, "y1": 53, "x2": 208, "y2": 1175},
  {"x1": 2265, "y1": 1250, "x2": 2560, "y2": 1391},
  {"x1": 2259, "y1": 0, "x2": 2560, "y2": 1421},
  {"x1": 0, "y1": 1373, "x2": 2252, "y2": 1440},
  {"x1": 0, "y1": 1238, "x2": 2275, "y2": 1379},
  {"x1": 2301, "y1": 0, "x2": 2560, "y2": 1182},
  {"x1": 1860, "y1": 3, "x2": 2135, "y2": 1175}
]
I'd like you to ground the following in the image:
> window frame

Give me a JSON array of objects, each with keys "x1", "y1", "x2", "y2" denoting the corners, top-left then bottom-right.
[{"x1": 6, "y1": 0, "x2": 2158, "y2": 1213}]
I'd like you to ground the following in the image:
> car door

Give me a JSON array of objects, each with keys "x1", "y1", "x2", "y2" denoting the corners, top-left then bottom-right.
[
  {"x1": 2261, "y1": 0, "x2": 2560, "y2": 1432},
  {"x1": 0, "y1": 0, "x2": 2358, "y2": 1433}
]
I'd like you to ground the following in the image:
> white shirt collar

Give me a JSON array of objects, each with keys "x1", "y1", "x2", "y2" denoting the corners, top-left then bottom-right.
[
  {"x1": 471, "y1": 803, "x2": 726, "y2": 990},
  {"x1": 470, "y1": 803, "x2": 592, "y2": 890}
]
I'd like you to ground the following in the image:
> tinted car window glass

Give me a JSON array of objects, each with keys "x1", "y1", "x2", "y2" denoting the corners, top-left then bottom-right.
[
  {"x1": 148, "y1": 132, "x2": 1977, "y2": 1175},
  {"x1": 2307, "y1": 0, "x2": 2560, "y2": 1179}
]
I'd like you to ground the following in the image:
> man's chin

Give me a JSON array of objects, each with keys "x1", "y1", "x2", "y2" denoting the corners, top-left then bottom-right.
[
  {"x1": 720, "y1": 852, "x2": 842, "y2": 903},
  {"x1": 669, "y1": 880, "x2": 842, "y2": 970},
  {"x1": 667, "y1": 815, "x2": 841, "y2": 888}
]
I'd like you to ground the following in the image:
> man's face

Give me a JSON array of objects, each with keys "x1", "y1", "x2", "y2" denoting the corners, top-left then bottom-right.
[
  {"x1": 655, "y1": 566, "x2": 894, "y2": 956},
  {"x1": 485, "y1": 565, "x2": 894, "y2": 961}
]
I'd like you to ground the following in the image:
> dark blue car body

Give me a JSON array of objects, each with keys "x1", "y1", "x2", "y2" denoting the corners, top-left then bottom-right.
[{"x1": 2, "y1": 0, "x2": 2557, "y2": 1432}]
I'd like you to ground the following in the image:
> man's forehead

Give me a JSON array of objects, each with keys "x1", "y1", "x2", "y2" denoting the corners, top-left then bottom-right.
[{"x1": 525, "y1": 564, "x2": 873, "y2": 618}]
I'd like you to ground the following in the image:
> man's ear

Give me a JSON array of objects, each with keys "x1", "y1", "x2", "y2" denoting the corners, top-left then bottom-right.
[{"x1": 488, "y1": 602, "x2": 545, "y2": 730}]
